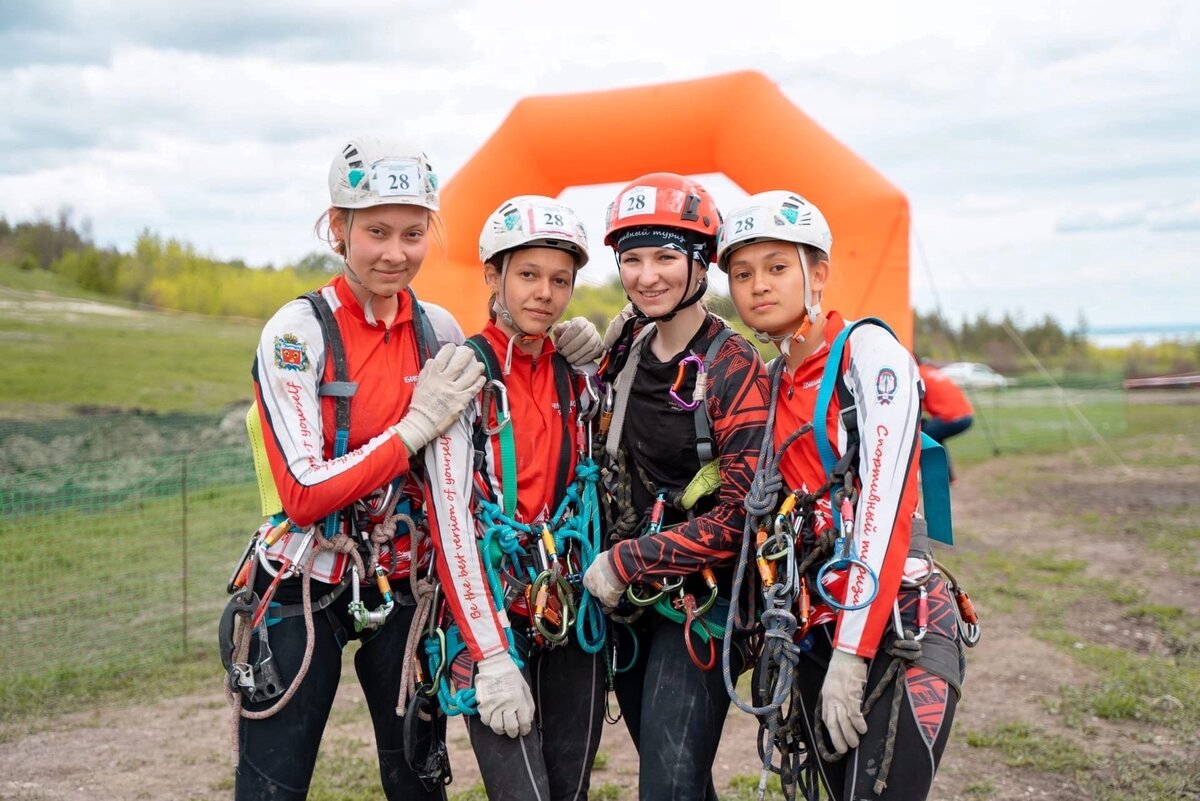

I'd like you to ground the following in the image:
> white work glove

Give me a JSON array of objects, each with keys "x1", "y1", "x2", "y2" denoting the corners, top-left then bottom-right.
[
  {"x1": 821, "y1": 649, "x2": 870, "y2": 755},
  {"x1": 602, "y1": 303, "x2": 637, "y2": 351},
  {"x1": 392, "y1": 343, "x2": 485, "y2": 454},
  {"x1": 553, "y1": 316, "x2": 604, "y2": 366},
  {"x1": 474, "y1": 653, "x2": 535, "y2": 738},
  {"x1": 583, "y1": 551, "x2": 626, "y2": 609}
]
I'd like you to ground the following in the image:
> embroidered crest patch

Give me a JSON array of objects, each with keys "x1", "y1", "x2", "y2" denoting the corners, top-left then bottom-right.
[
  {"x1": 875, "y1": 367, "x2": 898, "y2": 405},
  {"x1": 274, "y1": 334, "x2": 310, "y2": 372}
]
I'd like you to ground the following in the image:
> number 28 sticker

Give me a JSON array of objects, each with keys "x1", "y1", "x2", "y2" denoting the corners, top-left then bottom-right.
[
  {"x1": 617, "y1": 185, "x2": 658, "y2": 219},
  {"x1": 373, "y1": 159, "x2": 421, "y2": 198},
  {"x1": 528, "y1": 205, "x2": 572, "y2": 235},
  {"x1": 725, "y1": 207, "x2": 767, "y2": 238}
]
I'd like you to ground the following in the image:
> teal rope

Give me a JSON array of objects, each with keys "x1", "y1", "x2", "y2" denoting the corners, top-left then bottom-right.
[
  {"x1": 473, "y1": 459, "x2": 608, "y2": 654},
  {"x1": 425, "y1": 627, "x2": 477, "y2": 716}
]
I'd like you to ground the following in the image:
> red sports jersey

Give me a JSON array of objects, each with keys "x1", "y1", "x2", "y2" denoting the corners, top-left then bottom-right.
[
  {"x1": 474, "y1": 321, "x2": 578, "y2": 523},
  {"x1": 252, "y1": 274, "x2": 464, "y2": 584},
  {"x1": 608, "y1": 315, "x2": 770, "y2": 583},
  {"x1": 426, "y1": 324, "x2": 584, "y2": 662},
  {"x1": 773, "y1": 312, "x2": 923, "y2": 659}
]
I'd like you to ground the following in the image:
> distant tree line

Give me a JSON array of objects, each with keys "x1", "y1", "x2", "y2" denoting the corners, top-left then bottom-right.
[
  {"x1": 0, "y1": 209, "x2": 337, "y2": 319},
  {"x1": 3, "y1": 210, "x2": 1195, "y2": 380}
]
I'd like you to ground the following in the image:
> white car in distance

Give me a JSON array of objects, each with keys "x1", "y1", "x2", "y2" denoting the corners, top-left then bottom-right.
[{"x1": 939, "y1": 362, "x2": 1014, "y2": 389}]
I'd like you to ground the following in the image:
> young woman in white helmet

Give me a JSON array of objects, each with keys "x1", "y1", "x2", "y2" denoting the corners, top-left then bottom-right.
[
  {"x1": 224, "y1": 136, "x2": 484, "y2": 800},
  {"x1": 719, "y1": 191, "x2": 964, "y2": 801},
  {"x1": 419, "y1": 195, "x2": 606, "y2": 800},
  {"x1": 582, "y1": 173, "x2": 770, "y2": 800}
]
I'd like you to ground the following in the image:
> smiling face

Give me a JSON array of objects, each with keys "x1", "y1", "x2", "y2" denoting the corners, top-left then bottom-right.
[
  {"x1": 617, "y1": 246, "x2": 703, "y2": 319},
  {"x1": 330, "y1": 204, "x2": 430, "y2": 298},
  {"x1": 486, "y1": 246, "x2": 577, "y2": 337},
  {"x1": 727, "y1": 240, "x2": 828, "y2": 337}
]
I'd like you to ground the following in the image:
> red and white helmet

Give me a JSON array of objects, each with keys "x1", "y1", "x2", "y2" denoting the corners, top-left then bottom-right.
[
  {"x1": 479, "y1": 195, "x2": 589, "y2": 267},
  {"x1": 603, "y1": 173, "x2": 721, "y2": 262},
  {"x1": 603, "y1": 173, "x2": 721, "y2": 321}
]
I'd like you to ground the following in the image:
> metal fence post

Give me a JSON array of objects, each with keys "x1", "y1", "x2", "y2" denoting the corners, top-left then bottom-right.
[{"x1": 181, "y1": 453, "x2": 188, "y2": 656}]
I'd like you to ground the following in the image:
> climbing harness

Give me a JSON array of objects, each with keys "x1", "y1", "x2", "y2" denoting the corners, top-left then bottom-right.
[
  {"x1": 599, "y1": 320, "x2": 739, "y2": 671},
  {"x1": 397, "y1": 334, "x2": 611, "y2": 725},
  {"x1": 723, "y1": 318, "x2": 983, "y2": 800},
  {"x1": 222, "y1": 286, "x2": 441, "y2": 765}
]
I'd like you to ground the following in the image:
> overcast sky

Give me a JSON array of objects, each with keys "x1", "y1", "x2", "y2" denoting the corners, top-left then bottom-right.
[{"x1": 2, "y1": 0, "x2": 1197, "y2": 331}]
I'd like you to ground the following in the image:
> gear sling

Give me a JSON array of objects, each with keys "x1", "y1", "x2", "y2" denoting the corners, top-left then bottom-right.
[{"x1": 723, "y1": 316, "x2": 978, "y2": 801}]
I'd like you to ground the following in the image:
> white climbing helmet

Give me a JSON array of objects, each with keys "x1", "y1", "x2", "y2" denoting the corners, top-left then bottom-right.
[
  {"x1": 328, "y1": 136, "x2": 439, "y2": 211},
  {"x1": 717, "y1": 191, "x2": 832, "y2": 331},
  {"x1": 479, "y1": 195, "x2": 589, "y2": 268},
  {"x1": 716, "y1": 191, "x2": 832, "y2": 269}
]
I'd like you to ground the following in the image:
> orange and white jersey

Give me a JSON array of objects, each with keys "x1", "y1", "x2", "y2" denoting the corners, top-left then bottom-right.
[
  {"x1": 252, "y1": 274, "x2": 463, "y2": 584},
  {"x1": 774, "y1": 312, "x2": 922, "y2": 659}
]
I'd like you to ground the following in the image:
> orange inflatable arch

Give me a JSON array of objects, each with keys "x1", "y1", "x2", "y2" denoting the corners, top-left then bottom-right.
[{"x1": 414, "y1": 70, "x2": 912, "y2": 345}]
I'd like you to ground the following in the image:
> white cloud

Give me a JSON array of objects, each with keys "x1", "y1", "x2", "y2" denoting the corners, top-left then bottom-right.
[{"x1": 1, "y1": 0, "x2": 1197, "y2": 329}]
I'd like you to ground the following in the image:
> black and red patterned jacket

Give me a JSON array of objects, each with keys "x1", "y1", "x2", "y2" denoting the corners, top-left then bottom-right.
[{"x1": 605, "y1": 313, "x2": 769, "y2": 584}]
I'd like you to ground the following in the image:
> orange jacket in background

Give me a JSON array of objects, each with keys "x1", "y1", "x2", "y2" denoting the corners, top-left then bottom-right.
[{"x1": 919, "y1": 363, "x2": 974, "y2": 421}]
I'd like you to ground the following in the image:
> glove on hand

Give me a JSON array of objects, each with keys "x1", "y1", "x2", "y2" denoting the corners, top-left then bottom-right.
[
  {"x1": 821, "y1": 649, "x2": 869, "y2": 754},
  {"x1": 582, "y1": 551, "x2": 626, "y2": 609},
  {"x1": 393, "y1": 343, "x2": 485, "y2": 454},
  {"x1": 474, "y1": 653, "x2": 535, "y2": 738},
  {"x1": 602, "y1": 303, "x2": 637, "y2": 351},
  {"x1": 552, "y1": 316, "x2": 604, "y2": 366}
]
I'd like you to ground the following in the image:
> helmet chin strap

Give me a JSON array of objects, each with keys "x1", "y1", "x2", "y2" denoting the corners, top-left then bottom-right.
[
  {"x1": 749, "y1": 244, "x2": 821, "y2": 357},
  {"x1": 629, "y1": 245, "x2": 709, "y2": 322},
  {"x1": 341, "y1": 208, "x2": 382, "y2": 313},
  {"x1": 491, "y1": 251, "x2": 547, "y2": 374}
]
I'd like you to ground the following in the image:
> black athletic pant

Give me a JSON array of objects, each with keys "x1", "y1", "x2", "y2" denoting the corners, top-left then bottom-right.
[
  {"x1": 234, "y1": 574, "x2": 445, "y2": 801},
  {"x1": 612, "y1": 614, "x2": 745, "y2": 801},
  {"x1": 795, "y1": 578, "x2": 962, "y2": 801},
  {"x1": 466, "y1": 639, "x2": 605, "y2": 800}
]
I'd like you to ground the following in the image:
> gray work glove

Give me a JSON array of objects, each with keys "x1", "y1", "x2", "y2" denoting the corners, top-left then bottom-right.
[
  {"x1": 602, "y1": 303, "x2": 637, "y2": 351},
  {"x1": 583, "y1": 551, "x2": 626, "y2": 609},
  {"x1": 474, "y1": 652, "x2": 535, "y2": 738},
  {"x1": 392, "y1": 343, "x2": 485, "y2": 454},
  {"x1": 821, "y1": 649, "x2": 870, "y2": 754},
  {"x1": 553, "y1": 316, "x2": 604, "y2": 366}
]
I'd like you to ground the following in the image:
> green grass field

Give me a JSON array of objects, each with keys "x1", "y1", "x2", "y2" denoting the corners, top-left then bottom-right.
[
  {"x1": 2, "y1": 284, "x2": 1199, "y2": 798},
  {"x1": 0, "y1": 271, "x2": 260, "y2": 417}
]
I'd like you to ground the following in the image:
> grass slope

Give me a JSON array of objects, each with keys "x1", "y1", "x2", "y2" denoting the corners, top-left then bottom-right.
[{"x1": 0, "y1": 271, "x2": 260, "y2": 416}]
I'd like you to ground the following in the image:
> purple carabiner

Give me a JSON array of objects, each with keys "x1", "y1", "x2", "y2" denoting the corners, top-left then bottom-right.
[{"x1": 669, "y1": 354, "x2": 705, "y2": 410}]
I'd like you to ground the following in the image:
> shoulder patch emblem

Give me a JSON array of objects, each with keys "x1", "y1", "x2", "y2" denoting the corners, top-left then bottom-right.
[
  {"x1": 274, "y1": 333, "x2": 310, "y2": 372},
  {"x1": 875, "y1": 367, "x2": 898, "y2": 405}
]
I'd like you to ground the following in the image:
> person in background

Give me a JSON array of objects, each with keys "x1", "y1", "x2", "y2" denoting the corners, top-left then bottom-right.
[{"x1": 917, "y1": 359, "x2": 974, "y2": 482}]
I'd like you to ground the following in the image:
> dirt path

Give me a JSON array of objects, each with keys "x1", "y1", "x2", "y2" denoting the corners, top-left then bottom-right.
[{"x1": 3, "y1": 443, "x2": 1197, "y2": 800}]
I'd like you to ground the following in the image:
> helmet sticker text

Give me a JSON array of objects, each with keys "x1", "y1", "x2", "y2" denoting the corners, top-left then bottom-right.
[
  {"x1": 527, "y1": 204, "x2": 574, "y2": 235},
  {"x1": 726, "y1": 207, "x2": 767, "y2": 238}
]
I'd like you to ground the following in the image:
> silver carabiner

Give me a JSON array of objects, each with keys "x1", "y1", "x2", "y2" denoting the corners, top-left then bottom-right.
[{"x1": 482, "y1": 379, "x2": 511, "y2": 435}]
